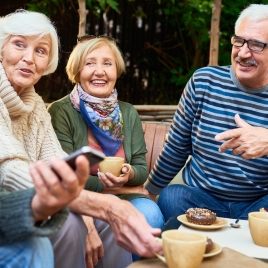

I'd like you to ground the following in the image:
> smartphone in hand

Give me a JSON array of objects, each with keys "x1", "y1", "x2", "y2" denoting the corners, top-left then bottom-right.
[{"x1": 64, "y1": 146, "x2": 105, "y2": 170}]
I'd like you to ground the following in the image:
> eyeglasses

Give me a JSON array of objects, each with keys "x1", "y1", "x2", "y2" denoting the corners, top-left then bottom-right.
[
  {"x1": 231, "y1": 34, "x2": 268, "y2": 52},
  {"x1": 77, "y1": 35, "x2": 116, "y2": 43}
]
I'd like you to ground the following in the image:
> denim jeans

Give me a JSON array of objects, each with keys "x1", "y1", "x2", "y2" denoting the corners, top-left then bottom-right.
[
  {"x1": 0, "y1": 237, "x2": 53, "y2": 268},
  {"x1": 130, "y1": 197, "x2": 164, "y2": 229},
  {"x1": 157, "y1": 184, "x2": 268, "y2": 223}
]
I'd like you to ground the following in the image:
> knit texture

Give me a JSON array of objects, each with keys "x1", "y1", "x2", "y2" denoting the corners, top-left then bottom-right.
[
  {"x1": 0, "y1": 62, "x2": 67, "y2": 191},
  {"x1": 145, "y1": 66, "x2": 268, "y2": 201},
  {"x1": 0, "y1": 187, "x2": 68, "y2": 245}
]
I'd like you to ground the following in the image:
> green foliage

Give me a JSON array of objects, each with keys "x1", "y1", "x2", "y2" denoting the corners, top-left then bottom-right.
[
  {"x1": 26, "y1": 0, "x2": 65, "y2": 16},
  {"x1": 26, "y1": 0, "x2": 119, "y2": 17},
  {"x1": 22, "y1": 0, "x2": 268, "y2": 104}
]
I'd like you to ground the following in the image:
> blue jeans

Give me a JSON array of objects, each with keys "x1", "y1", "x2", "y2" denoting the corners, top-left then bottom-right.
[
  {"x1": 157, "y1": 184, "x2": 268, "y2": 223},
  {"x1": 130, "y1": 197, "x2": 164, "y2": 229},
  {"x1": 0, "y1": 237, "x2": 53, "y2": 268}
]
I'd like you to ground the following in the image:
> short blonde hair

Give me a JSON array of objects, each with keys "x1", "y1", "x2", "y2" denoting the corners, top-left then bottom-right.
[
  {"x1": 0, "y1": 9, "x2": 59, "y2": 75},
  {"x1": 66, "y1": 37, "x2": 125, "y2": 84}
]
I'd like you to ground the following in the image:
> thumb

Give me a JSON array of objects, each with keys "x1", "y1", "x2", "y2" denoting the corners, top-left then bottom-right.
[{"x1": 234, "y1": 114, "x2": 250, "y2": 128}]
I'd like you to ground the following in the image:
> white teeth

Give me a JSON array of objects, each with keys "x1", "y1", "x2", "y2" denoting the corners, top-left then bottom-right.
[{"x1": 92, "y1": 80, "x2": 105, "y2": 84}]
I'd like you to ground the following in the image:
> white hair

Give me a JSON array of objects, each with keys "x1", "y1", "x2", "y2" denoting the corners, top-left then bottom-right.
[
  {"x1": 0, "y1": 10, "x2": 59, "y2": 75},
  {"x1": 235, "y1": 4, "x2": 268, "y2": 33}
]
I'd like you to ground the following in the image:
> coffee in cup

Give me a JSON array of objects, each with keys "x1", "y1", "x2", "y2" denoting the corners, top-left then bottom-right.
[
  {"x1": 155, "y1": 230, "x2": 206, "y2": 268},
  {"x1": 99, "y1": 157, "x2": 131, "y2": 177}
]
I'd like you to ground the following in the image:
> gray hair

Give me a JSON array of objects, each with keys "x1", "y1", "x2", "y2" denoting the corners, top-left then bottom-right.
[
  {"x1": 235, "y1": 4, "x2": 268, "y2": 33},
  {"x1": 0, "y1": 9, "x2": 59, "y2": 75}
]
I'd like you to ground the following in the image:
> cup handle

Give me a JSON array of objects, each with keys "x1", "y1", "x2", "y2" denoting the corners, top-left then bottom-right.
[
  {"x1": 120, "y1": 163, "x2": 131, "y2": 177},
  {"x1": 154, "y1": 238, "x2": 166, "y2": 264}
]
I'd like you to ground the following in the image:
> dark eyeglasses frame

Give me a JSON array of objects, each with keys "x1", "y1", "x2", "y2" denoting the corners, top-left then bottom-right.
[
  {"x1": 231, "y1": 34, "x2": 268, "y2": 52},
  {"x1": 77, "y1": 35, "x2": 116, "y2": 43}
]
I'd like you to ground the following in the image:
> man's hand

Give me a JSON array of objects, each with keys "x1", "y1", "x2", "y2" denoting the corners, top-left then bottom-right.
[
  {"x1": 215, "y1": 114, "x2": 268, "y2": 159},
  {"x1": 30, "y1": 155, "x2": 89, "y2": 222},
  {"x1": 105, "y1": 199, "x2": 162, "y2": 258},
  {"x1": 83, "y1": 216, "x2": 104, "y2": 268}
]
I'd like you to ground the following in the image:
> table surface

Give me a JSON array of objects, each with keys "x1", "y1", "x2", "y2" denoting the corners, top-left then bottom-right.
[{"x1": 179, "y1": 217, "x2": 268, "y2": 260}]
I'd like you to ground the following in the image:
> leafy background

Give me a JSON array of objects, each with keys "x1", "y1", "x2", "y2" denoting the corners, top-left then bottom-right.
[{"x1": 1, "y1": 0, "x2": 268, "y2": 104}]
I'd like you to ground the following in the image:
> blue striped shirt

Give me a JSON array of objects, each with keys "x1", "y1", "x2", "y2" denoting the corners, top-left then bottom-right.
[{"x1": 145, "y1": 66, "x2": 268, "y2": 201}]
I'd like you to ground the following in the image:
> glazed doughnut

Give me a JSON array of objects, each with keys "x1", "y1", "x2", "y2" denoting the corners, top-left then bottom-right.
[{"x1": 186, "y1": 208, "x2": 216, "y2": 225}]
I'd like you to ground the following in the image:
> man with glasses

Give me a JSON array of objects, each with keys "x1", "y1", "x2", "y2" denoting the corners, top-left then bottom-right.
[{"x1": 145, "y1": 3, "x2": 268, "y2": 224}]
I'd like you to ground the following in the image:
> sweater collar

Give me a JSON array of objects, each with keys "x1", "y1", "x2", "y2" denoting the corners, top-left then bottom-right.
[
  {"x1": 230, "y1": 66, "x2": 268, "y2": 94},
  {"x1": 0, "y1": 62, "x2": 36, "y2": 116}
]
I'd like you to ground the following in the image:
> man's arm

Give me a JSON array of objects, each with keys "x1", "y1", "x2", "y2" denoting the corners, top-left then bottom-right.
[
  {"x1": 69, "y1": 190, "x2": 162, "y2": 258},
  {"x1": 0, "y1": 155, "x2": 89, "y2": 246}
]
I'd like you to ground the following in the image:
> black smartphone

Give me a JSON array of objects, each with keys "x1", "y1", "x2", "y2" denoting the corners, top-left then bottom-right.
[{"x1": 64, "y1": 146, "x2": 105, "y2": 170}]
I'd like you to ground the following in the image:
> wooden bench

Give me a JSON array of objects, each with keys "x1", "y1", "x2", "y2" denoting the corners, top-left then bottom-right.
[{"x1": 142, "y1": 122, "x2": 170, "y2": 172}]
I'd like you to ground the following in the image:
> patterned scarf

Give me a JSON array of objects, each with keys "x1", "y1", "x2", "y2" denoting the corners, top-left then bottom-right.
[{"x1": 70, "y1": 85, "x2": 124, "y2": 156}]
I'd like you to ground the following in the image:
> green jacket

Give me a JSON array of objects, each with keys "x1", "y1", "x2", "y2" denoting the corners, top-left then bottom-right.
[{"x1": 48, "y1": 95, "x2": 148, "y2": 200}]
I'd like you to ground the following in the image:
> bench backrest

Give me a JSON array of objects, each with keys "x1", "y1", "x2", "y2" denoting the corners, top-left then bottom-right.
[{"x1": 142, "y1": 122, "x2": 170, "y2": 172}]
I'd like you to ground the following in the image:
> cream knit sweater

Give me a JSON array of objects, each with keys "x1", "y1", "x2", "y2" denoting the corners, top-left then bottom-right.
[{"x1": 0, "y1": 63, "x2": 67, "y2": 191}]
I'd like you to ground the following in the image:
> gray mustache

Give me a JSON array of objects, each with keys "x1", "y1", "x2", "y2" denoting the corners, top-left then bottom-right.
[{"x1": 235, "y1": 57, "x2": 258, "y2": 66}]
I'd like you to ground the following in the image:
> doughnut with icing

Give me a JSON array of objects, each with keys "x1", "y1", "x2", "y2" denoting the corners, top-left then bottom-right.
[{"x1": 185, "y1": 208, "x2": 216, "y2": 225}]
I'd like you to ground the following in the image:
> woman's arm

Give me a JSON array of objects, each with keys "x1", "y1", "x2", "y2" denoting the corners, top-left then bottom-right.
[{"x1": 122, "y1": 103, "x2": 148, "y2": 186}]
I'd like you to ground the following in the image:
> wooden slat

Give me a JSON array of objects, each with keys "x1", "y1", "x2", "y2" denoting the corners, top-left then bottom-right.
[
  {"x1": 143, "y1": 123, "x2": 157, "y2": 170},
  {"x1": 150, "y1": 125, "x2": 168, "y2": 171},
  {"x1": 142, "y1": 122, "x2": 171, "y2": 173}
]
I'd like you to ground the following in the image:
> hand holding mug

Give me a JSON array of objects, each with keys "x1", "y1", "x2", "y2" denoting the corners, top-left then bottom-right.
[{"x1": 98, "y1": 157, "x2": 132, "y2": 188}]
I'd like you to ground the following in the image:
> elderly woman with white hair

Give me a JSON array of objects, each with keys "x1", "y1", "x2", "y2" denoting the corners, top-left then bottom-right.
[
  {"x1": 0, "y1": 9, "x2": 63, "y2": 189},
  {"x1": 0, "y1": 9, "x2": 136, "y2": 268}
]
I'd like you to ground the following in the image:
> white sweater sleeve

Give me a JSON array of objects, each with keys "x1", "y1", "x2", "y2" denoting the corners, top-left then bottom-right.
[
  {"x1": 0, "y1": 108, "x2": 33, "y2": 191},
  {"x1": 0, "y1": 100, "x2": 67, "y2": 191}
]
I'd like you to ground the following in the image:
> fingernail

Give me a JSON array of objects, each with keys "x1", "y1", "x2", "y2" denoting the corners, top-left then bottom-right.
[
  {"x1": 105, "y1": 172, "x2": 110, "y2": 177},
  {"x1": 98, "y1": 172, "x2": 102, "y2": 177},
  {"x1": 218, "y1": 148, "x2": 222, "y2": 153}
]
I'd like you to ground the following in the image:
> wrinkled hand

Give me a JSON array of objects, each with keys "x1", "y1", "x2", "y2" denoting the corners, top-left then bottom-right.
[
  {"x1": 30, "y1": 155, "x2": 89, "y2": 222},
  {"x1": 83, "y1": 216, "x2": 104, "y2": 268},
  {"x1": 214, "y1": 114, "x2": 268, "y2": 159},
  {"x1": 106, "y1": 199, "x2": 162, "y2": 258},
  {"x1": 97, "y1": 166, "x2": 132, "y2": 188}
]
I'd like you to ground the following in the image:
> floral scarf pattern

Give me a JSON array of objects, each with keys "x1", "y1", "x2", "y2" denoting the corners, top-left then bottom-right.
[{"x1": 70, "y1": 85, "x2": 124, "y2": 156}]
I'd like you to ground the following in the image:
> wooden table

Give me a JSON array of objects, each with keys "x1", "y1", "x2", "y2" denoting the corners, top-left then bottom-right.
[{"x1": 127, "y1": 247, "x2": 268, "y2": 267}]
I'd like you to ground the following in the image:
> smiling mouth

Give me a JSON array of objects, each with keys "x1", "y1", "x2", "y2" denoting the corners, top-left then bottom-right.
[{"x1": 91, "y1": 80, "x2": 106, "y2": 85}]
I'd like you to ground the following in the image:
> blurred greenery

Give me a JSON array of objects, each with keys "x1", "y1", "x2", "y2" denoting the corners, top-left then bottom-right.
[{"x1": 13, "y1": 0, "x2": 268, "y2": 103}]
